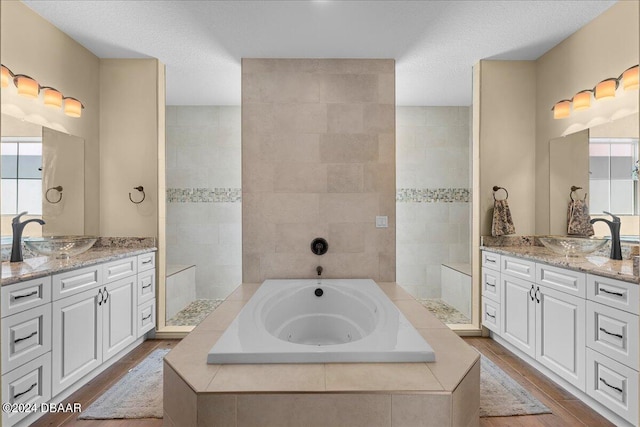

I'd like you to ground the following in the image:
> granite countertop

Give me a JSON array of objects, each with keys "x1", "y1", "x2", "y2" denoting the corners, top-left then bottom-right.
[
  {"x1": 2, "y1": 243, "x2": 157, "y2": 286},
  {"x1": 482, "y1": 245, "x2": 637, "y2": 284}
]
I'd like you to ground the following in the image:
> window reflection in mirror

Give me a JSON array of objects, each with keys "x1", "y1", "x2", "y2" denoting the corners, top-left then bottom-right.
[
  {"x1": 1, "y1": 114, "x2": 85, "y2": 239},
  {"x1": 1, "y1": 137, "x2": 43, "y2": 216},
  {"x1": 589, "y1": 137, "x2": 639, "y2": 215}
]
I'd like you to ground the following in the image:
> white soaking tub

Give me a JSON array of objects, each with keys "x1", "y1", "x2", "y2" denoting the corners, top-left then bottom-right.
[{"x1": 207, "y1": 279, "x2": 435, "y2": 364}]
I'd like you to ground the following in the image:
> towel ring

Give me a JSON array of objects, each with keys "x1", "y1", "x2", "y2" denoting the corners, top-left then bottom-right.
[
  {"x1": 45, "y1": 186, "x2": 63, "y2": 204},
  {"x1": 492, "y1": 186, "x2": 508, "y2": 201},
  {"x1": 129, "y1": 186, "x2": 145, "y2": 204},
  {"x1": 570, "y1": 186, "x2": 587, "y2": 201}
]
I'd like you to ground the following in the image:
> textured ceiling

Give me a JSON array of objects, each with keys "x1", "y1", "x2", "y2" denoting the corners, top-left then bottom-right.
[{"x1": 23, "y1": 0, "x2": 615, "y2": 106}]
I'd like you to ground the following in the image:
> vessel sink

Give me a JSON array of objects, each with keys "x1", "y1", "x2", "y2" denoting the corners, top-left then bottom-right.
[
  {"x1": 538, "y1": 236, "x2": 608, "y2": 257},
  {"x1": 24, "y1": 236, "x2": 97, "y2": 259}
]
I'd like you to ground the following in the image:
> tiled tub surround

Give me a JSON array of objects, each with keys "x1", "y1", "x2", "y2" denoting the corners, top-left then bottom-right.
[
  {"x1": 396, "y1": 106, "x2": 471, "y2": 300},
  {"x1": 166, "y1": 106, "x2": 242, "y2": 301},
  {"x1": 164, "y1": 282, "x2": 480, "y2": 427},
  {"x1": 1, "y1": 238, "x2": 157, "y2": 285},
  {"x1": 242, "y1": 59, "x2": 396, "y2": 283}
]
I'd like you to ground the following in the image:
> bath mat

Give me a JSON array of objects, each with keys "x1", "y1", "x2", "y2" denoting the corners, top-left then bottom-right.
[
  {"x1": 480, "y1": 355, "x2": 552, "y2": 417},
  {"x1": 77, "y1": 348, "x2": 169, "y2": 419}
]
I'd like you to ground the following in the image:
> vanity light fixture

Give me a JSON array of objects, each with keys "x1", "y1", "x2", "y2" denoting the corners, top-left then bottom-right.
[
  {"x1": 14, "y1": 75, "x2": 40, "y2": 98},
  {"x1": 1, "y1": 65, "x2": 10, "y2": 88},
  {"x1": 622, "y1": 65, "x2": 639, "y2": 90},
  {"x1": 552, "y1": 100, "x2": 571, "y2": 119},
  {"x1": 63, "y1": 97, "x2": 83, "y2": 118},
  {"x1": 594, "y1": 78, "x2": 618, "y2": 100},
  {"x1": 42, "y1": 87, "x2": 63, "y2": 108},
  {"x1": 0, "y1": 64, "x2": 84, "y2": 118},
  {"x1": 572, "y1": 90, "x2": 592, "y2": 111},
  {"x1": 552, "y1": 64, "x2": 639, "y2": 119}
]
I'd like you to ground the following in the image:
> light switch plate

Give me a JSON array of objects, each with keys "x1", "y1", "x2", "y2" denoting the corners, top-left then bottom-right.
[{"x1": 376, "y1": 216, "x2": 388, "y2": 228}]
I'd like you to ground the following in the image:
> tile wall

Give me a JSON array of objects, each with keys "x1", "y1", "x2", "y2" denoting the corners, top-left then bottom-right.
[
  {"x1": 242, "y1": 59, "x2": 396, "y2": 283},
  {"x1": 396, "y1": 107, "x2": 471, "y2": 298},
  {"x1": 165, "y1": 106, "x2": 242, "y2": 299}
]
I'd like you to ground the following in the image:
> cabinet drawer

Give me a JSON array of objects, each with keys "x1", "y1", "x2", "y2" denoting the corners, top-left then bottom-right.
[
  {"x1": 137, "y1": 298, "x2": 155, "y2": 338},
  {"x1": 103, "y1": 257, "x2": 137, "y2": 283},
  {"x1": 587, "y1": 274, "x2": 639, "y2": 315},
  {"x1": 1, "y1": 304, "x2": 52, "y2": 375},
  {"x1": 137, "y1": 269, "x2": 156, "y2": 305},
  {"x1": 1, "y1": 352, "x2": 51, "y2": 427},
  {"x1": 501, "y1": 255, "x2": 535, "y2": 281},
  {"x1": 137, "y1": 252, "x2": 156, "y2": 272},
  {"x1": 52, "y1": 265, "x2": 102, "y2": 300},
  {"x1": 481, "y1": 268, "x2": 501, "y2": 302},
  {"x1": 586, "y1": 348, "x2": 638, "y2": 426},
  {"x1": 1, "y1": 276, "x2": 52, "y2": 318},
  {"x1": 536, "y1": 263, "x2": 585, "y2": 298},
  {"x1": 482, "y1": 298, "x2": 501, "y2": 334},
  {"x1": 482, "y1": 251, "x2": 501, "y2": 271},
  {"x1": 586, "y1": 301, "x2": 638, "y2": 370}
]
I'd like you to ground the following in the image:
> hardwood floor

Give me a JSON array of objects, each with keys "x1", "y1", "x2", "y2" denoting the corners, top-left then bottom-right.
[
  {"x1": 33, "y1": 337, "x2": 613, "y2": 427},
  {"x1": 32, "y1": 340, "x2": 179, "y2": 427},
  {"x1": 465, "y1": 337, "x2": 614, "y2": 427}
]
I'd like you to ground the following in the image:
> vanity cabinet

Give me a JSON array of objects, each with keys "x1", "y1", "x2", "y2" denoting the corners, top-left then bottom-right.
[
  {"x1": 1, "y1": 251, "x2": 156, "y2": 427},
  {"x1": 482, "y1": 249, "x2": 638, "y2": 426}
]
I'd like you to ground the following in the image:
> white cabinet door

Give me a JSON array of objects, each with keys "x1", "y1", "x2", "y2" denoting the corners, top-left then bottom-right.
[
  {"x1": 52, "y1": 287, "x2": 103, "y2": 396},
  {"x1": 501, "y1": 275, "x2": 536, "y2": 357},
  {"x1": 535, "y1": 285, "x2": 586, "y2": 391},
  {"x1": 102, "y1": 277, "x2": 137, "y2": 363}
]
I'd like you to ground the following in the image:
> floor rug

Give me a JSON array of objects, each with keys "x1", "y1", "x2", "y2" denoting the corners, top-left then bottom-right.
[
  {"x1": 77, "y1": 348, "x2": 169, "y2": 419},
  {"x1": 480, "y1": 354, "x2": 552, "y2": 417}
]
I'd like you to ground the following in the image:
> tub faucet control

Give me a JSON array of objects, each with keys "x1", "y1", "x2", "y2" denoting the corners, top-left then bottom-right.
[
  {"x1": 310, "y1": 237, "x2": 328, "y2": 255},
  {"x1": 316, "y1": 266, "x2": 323, "y2": 276}
]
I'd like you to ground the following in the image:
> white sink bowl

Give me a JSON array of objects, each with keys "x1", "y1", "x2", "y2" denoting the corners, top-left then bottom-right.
[
  {"x1": 538, "y1": 236, "x2": 608, "y2": 257},
  {"x1": 24, "y1": 236, "x2": 97, "y2": 259}
]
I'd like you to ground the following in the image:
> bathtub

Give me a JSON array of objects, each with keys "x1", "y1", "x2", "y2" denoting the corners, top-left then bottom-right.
[{"x1": 207, "y1": 279, "x2": 436, "y2": 364}]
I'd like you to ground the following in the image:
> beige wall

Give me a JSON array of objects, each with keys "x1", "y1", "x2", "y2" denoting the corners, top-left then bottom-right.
[
  {"x1": 0, "y1": 1, "x2": 101, "y2": 235},
  {"x1": 475, "y1": 60, "x2": 537, "y2": 237},
  {"x1": 242, "y1": 59, "x2": 395, "y2": 282},
  {"x1": 535, "y1": 0, "x2": 640, "y2": 234},
  {"x1": 99, "y1": 59, "x2": 162, "y2": 237}
]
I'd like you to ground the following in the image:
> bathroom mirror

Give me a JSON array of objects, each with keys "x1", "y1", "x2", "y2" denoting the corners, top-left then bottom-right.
[
  {"x1": 549, "y1": 113, "x2": 639, "y2": 238},
  {"x1": 1, "y1": 114, "x2": 85, "y2": 237}
]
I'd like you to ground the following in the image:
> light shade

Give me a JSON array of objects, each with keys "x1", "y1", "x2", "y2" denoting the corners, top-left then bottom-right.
[
  {"x1": 43, "y1": 88, "x2": 62, "y2": 108},
  {"x1": 595, "y1": 78, "x2": 618, "y2": 99},
  {"x1": 63, "y1": 97, "x2": 83, "y2": 118},
  {"x1": 14, "y1": 75, "x2": 39, "y2": 98},
  {"x1": 622, "y1": 66, "x2": 639, "y2": 91},
  {"x1": 1, "y1": 66, "x2": 10, "y2": 88},
  {"x1": 573, "y1": 91, "x2": 591, "y2": 111},
  {"x1": 553, "y1": 100, "x2": 571, "y2": 119}
]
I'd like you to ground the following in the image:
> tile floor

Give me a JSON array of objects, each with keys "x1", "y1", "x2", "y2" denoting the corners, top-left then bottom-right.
[
  {"x1": 166, "y1": 299, "x2": 223, "y2": 326},
  {"x1": 419, "y1": 298, "x2": 471, "y2": 324}
]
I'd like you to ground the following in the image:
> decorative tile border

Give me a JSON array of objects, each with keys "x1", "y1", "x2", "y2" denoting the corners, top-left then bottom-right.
[
  {"x1": 396, "y1": 188, "x2": 470, "y2": 203},
  {"x1": 167, "y1": 188, "x2": 242, "y2": 203}
]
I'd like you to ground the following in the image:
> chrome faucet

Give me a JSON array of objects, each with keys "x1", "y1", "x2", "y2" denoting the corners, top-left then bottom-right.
[
  {"x1": 11, "y1": 211, "x2": 45, "y2": 262},
  {"x1": 590, "y1": 211, "x2": 622, "y2": 260}
]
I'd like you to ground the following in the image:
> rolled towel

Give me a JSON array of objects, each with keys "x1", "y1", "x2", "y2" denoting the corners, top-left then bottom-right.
[
  {"x1": 491, "y1": 199, "x2": 516, "y2": 237},
  {"x1": 567, "y1": 199, "x2": 594, "y2": 236}
]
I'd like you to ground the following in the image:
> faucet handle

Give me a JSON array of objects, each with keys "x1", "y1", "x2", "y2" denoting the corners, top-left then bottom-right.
[
  {"x1": 12, "y1": 211, "x2": 29, "y2": 224},
  {"x1": 603, "y1": 211, "x2": 621, "y2": 223}
]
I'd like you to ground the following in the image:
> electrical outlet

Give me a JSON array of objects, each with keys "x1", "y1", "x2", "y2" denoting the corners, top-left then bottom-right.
[{"x1": 375, "y1": 216, "x2": 388, "y2": 228}]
